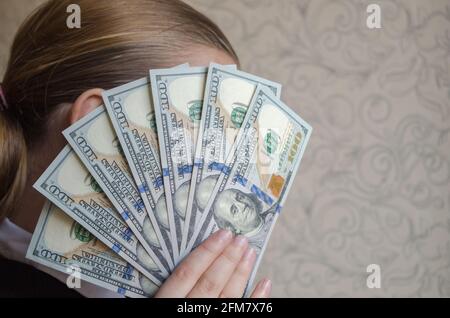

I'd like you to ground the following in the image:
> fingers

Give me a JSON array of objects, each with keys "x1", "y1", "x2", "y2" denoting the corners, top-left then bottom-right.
[
  {"x1": 155, "y1": 229, "x2": 233, "y2": 298},
  {"x1": 219, "y1": 247, "x2": 257, "y2": 298},
  {"x1": 187, "y1": 235, "x2": 249, "y2": 298},
  {"x1": 250, "y1": 278, "x2": 272, "y2": 298},
  {"x1": 156, "y1": 229, "x2": 272, "y2": 298}
]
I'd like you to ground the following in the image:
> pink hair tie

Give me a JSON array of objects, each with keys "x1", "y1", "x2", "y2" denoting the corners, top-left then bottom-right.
[{"x1": 0, "y1": 84, "x2": 8, "y2": 111}]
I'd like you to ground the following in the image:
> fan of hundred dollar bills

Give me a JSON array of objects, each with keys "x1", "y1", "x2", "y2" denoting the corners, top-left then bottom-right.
[{"x1": 27, "y1": 63, "x2": 312, "y2": 297}]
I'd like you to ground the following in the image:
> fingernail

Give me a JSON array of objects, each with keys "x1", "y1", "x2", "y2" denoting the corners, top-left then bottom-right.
[
  {"x1": 261, "y1": 279, "x2": 272, "y2": 297},
  {"x1": 242, "y1": 247, "x2": 256, "y2": 262},
  {"x1": 216, "y1": 229, "x2": 232, "y2": 242},
  {"x1": 234, "y1": 235, "x2": 248, "y2": 247}
]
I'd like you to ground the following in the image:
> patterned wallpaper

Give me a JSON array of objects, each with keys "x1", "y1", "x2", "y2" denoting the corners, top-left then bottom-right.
[{"x1": 1, "y1": 0, "x2": 449, "y2": 297}]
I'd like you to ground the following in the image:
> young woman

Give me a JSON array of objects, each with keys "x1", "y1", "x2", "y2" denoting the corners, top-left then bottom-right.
[{"x1": 0, "y1": 0, "x2": 271, "y2": 298}]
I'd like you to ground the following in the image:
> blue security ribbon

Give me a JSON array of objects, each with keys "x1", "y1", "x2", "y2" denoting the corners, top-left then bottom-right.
[
  {"x1": 121, "y1": 211, "x2": 129, "y2": 220},
  {"x1": 208, "y1": 162, "x2": 227, "y2": 172},
  {"x1": 153, "y1": 176, "x2": 164, "y2": 188},
  {"x1": 162, "y1": 168, "x2": 170, "y2": 176},
  {"x1": 112, "y1": 243, "x2": 121, "y2": 253},
  {"x1": 178, "y1": 164, "x2": 193, "y2": 175},
  {"x1": 134, "y1": 200, "x2": 145, "y2": 210},
  {"x1": 193, "y1": 158, "x2": 203, "y2": 168},
  {"x1": 275, "y1": 204, "x2": 282, "y2": 214},
  {"x1": 233, "y1": 174, "x2": 282, "y2": 214},
  {"x1": 125, "y1": 264, "x2": 133, "y2": 274},
  {"x1": 122, "y1": 228, "x2": 132, "y2": 241},
  {"x1": 221, "y1": 165, "x2": 231, "y2": 176},
  {"x1": 138, "y1": 183, "x2": 148, "y2": 193},
  {"x1": 234, "y1": 175, "x2": 248, "y2": 186},
  {"x1": 251, "y1": 184, "x2": 274, "y2": 206},
  {"x1": 121, "y1": 264, "x2": 134, "y2": 281}
]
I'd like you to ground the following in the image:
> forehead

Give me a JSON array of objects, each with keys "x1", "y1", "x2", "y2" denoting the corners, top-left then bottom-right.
[
  {"x1": 221, "y1": 189, "x2": 239, "y2": 201},
  {"x1": 177, "y1": 45, "x2": 237, "y2": 67}
]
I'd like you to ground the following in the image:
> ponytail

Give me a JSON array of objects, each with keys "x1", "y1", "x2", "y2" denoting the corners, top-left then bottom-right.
[{"x1": 0, "y1": 110, "x2": 27, "y2": 220}]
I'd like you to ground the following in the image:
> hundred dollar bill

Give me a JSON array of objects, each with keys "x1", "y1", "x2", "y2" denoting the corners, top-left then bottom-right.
[
  {"x1": 26, "y1": 201, "x2": 158, "y2": 297},
  {"x1": 33, "y1": 145, "x2": 167, "y2": 284},
  {"x1": 190, "y1": 85, "x2": 312, "y2": 294},
  {"x1": 102, "y1": 78, "x2": 175, "y2": 268},
  {"x1": 149, "y1": 66, "x2": 208, "y2": 261},
  {"x1": 63, "y1": 106, "x2": 171, "y2": 273},
  {"x1": 183, "y1": 64, "x2": 282, "y2": 255}
]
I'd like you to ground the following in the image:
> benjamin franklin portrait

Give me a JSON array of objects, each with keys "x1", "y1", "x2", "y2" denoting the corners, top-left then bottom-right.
[
  {"x1": 142, "y1": 215, "x2": 160, "y2": 248},
  {"x1": 154, "y1": 180, "x2": 189, "y2": 230},
  {"x1": 136, "y1": 217, "x2": 160, "y2": 276},
  {"x1": 211, "y1": 188, "x2": 274, "y2": 237},
  {"x1": 192, "y1": 175, "x2": 220, "y2": 213},
  {"x1": 138, "y1": 273, "x2": 158, "y2": 297}
]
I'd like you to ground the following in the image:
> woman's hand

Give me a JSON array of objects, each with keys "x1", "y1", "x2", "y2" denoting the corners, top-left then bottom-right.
[{"x1": 155, "y1": 229, "x2": 271, "y2": 298}]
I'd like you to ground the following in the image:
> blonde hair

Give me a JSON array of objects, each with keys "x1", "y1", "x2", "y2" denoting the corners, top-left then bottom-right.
[{"x1": 0, "y1": 0, "x2": 238, "y2": 220}]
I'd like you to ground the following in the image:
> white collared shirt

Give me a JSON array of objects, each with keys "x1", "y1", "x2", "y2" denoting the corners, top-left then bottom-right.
[{"x1": 0, "y1": 217, "x2": 124, "y2": 298}]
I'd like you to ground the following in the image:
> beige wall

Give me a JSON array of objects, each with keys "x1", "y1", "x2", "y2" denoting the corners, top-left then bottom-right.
[{"x1": 1, "y1": 0, "x2": 450, "y2": 297}]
